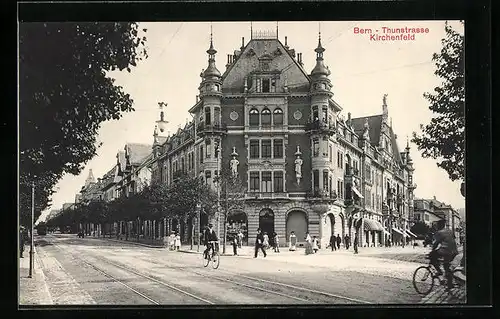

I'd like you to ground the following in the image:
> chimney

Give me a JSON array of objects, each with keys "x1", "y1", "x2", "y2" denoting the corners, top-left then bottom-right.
[
  {"x1": 241, "y1": 37, "x2": 245, "y2": 50},
  {"x1": 284, "y1": 36, "x2": 288, "y2": 48},
  {"x1": 196, "y1": 95, "x2": 199, "y2": 103}
]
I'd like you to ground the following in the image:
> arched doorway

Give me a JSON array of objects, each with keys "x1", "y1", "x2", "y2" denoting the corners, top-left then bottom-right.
[
  {"x1": 227, "y1": 210, "x2": 248, "y2": 245},
  {"x1": 286, "y1": 210, "x2": 308, "y2": 243},
  {"x1": 259, "y1": 209, "x2": 275, "y2": 237},
  {"x1": 324, "y1": 213, "x2": 335, "y2": 238}
]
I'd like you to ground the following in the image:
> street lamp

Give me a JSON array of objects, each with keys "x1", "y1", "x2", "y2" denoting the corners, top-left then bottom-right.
[
  {"x1": 214, "y1": 140, "x2": 221, "y2": 240},
  {"x1": 196, "y1": 204, "x2": 201, "y2": 252},
  {"x1": 29, "y1": 178, "x2": 36, "y2": 278}
]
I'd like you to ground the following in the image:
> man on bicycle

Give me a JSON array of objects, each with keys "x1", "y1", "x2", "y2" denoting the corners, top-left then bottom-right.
[
  {"x1": 203, "y1": 223, "x2": 218, "y2": 259},
  {"x1": 429, "y1": 219, "x2": 458, "y2": 289}
]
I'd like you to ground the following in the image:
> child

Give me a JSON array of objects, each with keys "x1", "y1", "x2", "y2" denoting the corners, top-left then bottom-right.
[{"x1": 312, "y1": 236, "x2": 319, "y2": 253}]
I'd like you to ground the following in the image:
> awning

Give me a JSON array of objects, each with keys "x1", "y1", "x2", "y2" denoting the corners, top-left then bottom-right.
[
  {"x1": 406, "y1": 230, "x2": 418, "y2": 238},
  {"x1": 352, "y1": 186, "x2": 364, "y2": 199},
  {"x1": 364, "y1": 219, "x2": 384, "y2": 231},
  {"x1": 392, "y1": 228, "x2": 404, "y2": 236}
]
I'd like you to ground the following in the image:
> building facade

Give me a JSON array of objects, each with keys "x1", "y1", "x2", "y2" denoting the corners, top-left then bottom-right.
[
  {"x1": 146, "y1": 30, "x2": 417, "y2": 248},
  {"x1": 414, "y1": 197, "x2": 461, "y2": 239}
]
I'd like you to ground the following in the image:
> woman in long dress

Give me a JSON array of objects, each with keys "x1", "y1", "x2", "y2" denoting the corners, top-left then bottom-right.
[
  {"x1": 305, "y1": 232, "x2": 314, "y2": 255},
  {"x1": 289, "y1": 231, "x2": 297, "y2": 251}
]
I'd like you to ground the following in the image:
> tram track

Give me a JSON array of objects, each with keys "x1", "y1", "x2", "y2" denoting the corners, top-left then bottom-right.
[
  {"x1": 140, "y1": 254, "x2": 372, "y2": 304},
  {"x1": 50, "y1": 242, "x2": 214, "y2": 305}
]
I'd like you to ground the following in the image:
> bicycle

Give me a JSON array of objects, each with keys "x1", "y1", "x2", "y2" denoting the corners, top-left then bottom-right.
[
  {"x1": 203, "y1": 241, "x2": 220, "y2": 269},
  {"x1": 412, "y1": 254, "x2": 465, "y2": 295}
]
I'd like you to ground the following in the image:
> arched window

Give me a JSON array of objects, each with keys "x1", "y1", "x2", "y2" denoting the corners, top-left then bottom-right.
[
  {"x1": 261, "y1": 108, "x2": 271, "y2": 126},
  {"x1": 273, "y1": 108, "x2": 283, "y2": 125},
  {"x1": 249, "y1": 108, "x2": 259, "y2": 126}
]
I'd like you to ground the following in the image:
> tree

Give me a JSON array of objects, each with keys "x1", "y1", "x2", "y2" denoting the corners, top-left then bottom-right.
[
  {"x1": 412, "y1": 21, "x2": 465, "y2": 182},
  {"x1": 216, "y1": 168, "x2": 247, "y2": 254},
  {"x1": 19, "y1": 22, "x2": 148, "y2": 215}
]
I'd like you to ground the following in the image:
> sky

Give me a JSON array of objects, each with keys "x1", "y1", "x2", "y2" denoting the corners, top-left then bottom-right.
[{"x1": 36, "y1": 20, "x2": 465, "y2": 223}]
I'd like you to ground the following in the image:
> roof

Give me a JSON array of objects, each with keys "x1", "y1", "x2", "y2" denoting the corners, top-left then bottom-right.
[
  {"x1": 125, "y1": 143, "x2": 152, "y2": 166},
  {"x1": 117, "y1": 150, "x2": 126, "y2": 171},
  {"x1": 389, "y1": 126, "x2": 403, "y2": 164},
  {"x1": 351, "y1": 115, "x2": 383, "y2": 146}
]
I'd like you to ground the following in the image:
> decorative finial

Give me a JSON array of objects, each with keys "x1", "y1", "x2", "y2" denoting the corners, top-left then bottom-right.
[
  {"x1": 250, "y1": 21, "x2": 253, "y2": 39},
  {"x1": 383, "y1": 93, "x2": 388, "y2": 106},
  {"x1": 276, "y1": 21, "x2": 279, "y2": 39}
]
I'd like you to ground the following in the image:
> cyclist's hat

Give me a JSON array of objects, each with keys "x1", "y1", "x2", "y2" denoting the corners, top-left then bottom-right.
[{"x1": 208, "y1": 223, "x2": 213, "y2": 227}]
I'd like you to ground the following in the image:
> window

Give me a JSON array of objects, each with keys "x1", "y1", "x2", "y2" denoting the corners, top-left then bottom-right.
[
  {"x1": 273, "y1": 171, "x2": 283, "y2": 192},
  {"x1": 270, "y1": 78, "x2": 277, "y2": 93},
  {"x1": 329, "y1": 145, "x2": 333, "y2": 162},
  {"x1": 322, "y1": 107, "x2": 328, "y2": 123},
  {"x1": 273, "y1": 108, "x2": 283, "y2": 125},
  {"x1": 250, "y1": 140, "x2": 259, "y2": 158},
  {"x1": 249, "y1": 108, "x2": 259, "y2": 126},
  {"x1": 199, "y1": 146, "x2": 204, "y2": 164},
  {"x1": 181, "y1": 157, "x2": 185, "y2": 172},
  {"x1": 250, "y1": 172, "x2": 260, "y2": 191},
  {"x1": 273, "y1": 139, "x2": 283, "y2": 158},
  {"x1": 262, "y1": 79, "x2": 270, "y2": 92},
  {"x1": 262, "y1": 171, "x2": 272, "y2": 192},
  {"x1": 313, "y1": 170, "x2": 319, "y2": 190},
  {"x1": 261, "y1": 140, "x2": 271, "y2": 158},
  {"x1": 205, "y1": 139, "x2": 211, "y2": 158},
  {"x1": 261, "y1": 108, "x2": 271, "y2": 126},
  {"x1": 313, "y1": 139, "x2": 319, "y2": 157},
  {"x1": 329, "y1": 176, "x2": 333, "y2": 195},
  {"x1": 205, "y1": 107, "x2": 211, "y2": 125},
  {"x1": 205, "y1": 170, "x2": 211, "y2": 179},
  {"x1": 214, "y1": 107, "x2": 220, "y2": 126},
  {"x1": 256, "y1": 79, "x2": 262, "y2": 92},
  {"x1": 312, "y1": 106, "x2": 319, "y2": 121},
  {"x1": 323, "y1": 171, "x2": 329, "y2": 192}
]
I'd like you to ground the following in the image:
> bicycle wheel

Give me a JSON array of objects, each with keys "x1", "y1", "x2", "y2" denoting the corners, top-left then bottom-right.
[
  {"x1": 211, "y1": 252, "x2": 220, "y2": 269},
  {"x1": 202, "y1": 252, "x2": 209, "y2": 267},
  {"x1": 413, "y1": 266, "x2": 435, "y2": 295}
]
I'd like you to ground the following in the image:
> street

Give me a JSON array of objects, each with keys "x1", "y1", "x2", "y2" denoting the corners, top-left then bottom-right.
[{"x1": 22, "y1": 233, "x2": 431, "y2": 305}]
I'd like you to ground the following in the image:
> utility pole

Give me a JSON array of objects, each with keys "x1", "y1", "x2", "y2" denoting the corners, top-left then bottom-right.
[
  {"x1": 215, "y1": 141, "x2": 221, "y2": 240},
  {"x1": 29, "y1": 180, "x2": 35, "y2": 278}
]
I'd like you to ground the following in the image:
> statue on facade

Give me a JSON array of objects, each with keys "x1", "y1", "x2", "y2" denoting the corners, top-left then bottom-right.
[
  {"x1": 230, "y1": 147, "x2": 239, "y2": 176},
  {"x1": 294, "y1": 145, "x2": 303, "y2": 185}
]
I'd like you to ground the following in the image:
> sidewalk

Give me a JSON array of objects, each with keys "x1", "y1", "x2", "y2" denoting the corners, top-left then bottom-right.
[
  {"x1": 419, "y1": 285, "x2": 466, "y2": 304},
  {"x1": 19, "y1": 246, "x2": 53, "y2": 305}
]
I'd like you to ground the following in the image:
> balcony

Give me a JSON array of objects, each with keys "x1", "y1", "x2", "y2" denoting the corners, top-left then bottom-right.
[
  {"x1": 196, "y1": 122, "x2": 227, "y2": 137},
  {"x1": 307, "y1": 189, "x2": 338, "y2": 200},
  {"x1": 246, "y1": 192, "x2": 289, "y2": 200},
  {"x1": 305, "y1": 120, "x2": 336, "y2": 136}
]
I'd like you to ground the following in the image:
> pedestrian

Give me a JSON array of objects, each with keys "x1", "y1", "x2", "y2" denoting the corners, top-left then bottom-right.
[
  {"x1": 232, "y1": 236, "x2": 238, "y2": 256},
  {"x1": 169, "y1": 232, "x2": 176, "y2": 251},
  {"x1": 312, "y1": 236, "x2": 319, "y2": 253},
  {"x1": 19, "y1": 226, "x2": 25, "y2": 258},
  {"x1": 329, "y1": 234, "x2": 336, "y2": 251},
  {"x1": 254, "y1": 228, "x2": 267, "y2": 258},
  {"x1": 263, "y1": 232, "x2": 269, "y2": 249},
  {"x1": 175, "y1": 232, "x2": 181, "y2": 251},
  {"x1": 353, "y1": 233, "x2": 359, "y2": 254},
  {"x1": 237, "y1": 230, "x2": 244, "y2": 248},
  {"x1": 289, "y1": 231, "x2": 297, "y2": 251},
  {"x1": 337, "y1": 234, "x2": 342, "y2": 250},
  {"x1": 273, "y1": 232, "x2": 280, "y2": 253},
  {"x1": 305, "y1": 232, "x2": 313, "y2": 255}
]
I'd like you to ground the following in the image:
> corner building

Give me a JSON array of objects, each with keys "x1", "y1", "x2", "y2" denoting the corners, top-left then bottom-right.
[{"x1": 152, "y1": 30, "x2": 417, "y2": 248}]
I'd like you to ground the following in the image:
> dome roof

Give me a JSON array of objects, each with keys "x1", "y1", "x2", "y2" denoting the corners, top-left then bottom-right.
[
  {"x1": 311, "y1": 60, "x2": 330, "y2": 76},
  {"x1": 203, "y1": 61, "x2": 221, "y2": 77}
]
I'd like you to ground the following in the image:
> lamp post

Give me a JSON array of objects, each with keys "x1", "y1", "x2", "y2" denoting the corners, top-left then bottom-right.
[
  {"x1": 214, "y1": 141, "x2": 221, "y2": 240},
  {"x1": 29, "y1": 180, "x2": 35, "y2": 278},
  {"x1": 196, "y1": 204, "x2": 201, "y2": 252}
]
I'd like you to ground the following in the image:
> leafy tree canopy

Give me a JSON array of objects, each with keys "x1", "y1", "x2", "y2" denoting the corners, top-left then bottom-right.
[
  {"x1": 19, "y1": 22, "x2": 148, "y2": 214},
  {"x1": 412, "y1": 21, "x2": 464, "y2": 182}
]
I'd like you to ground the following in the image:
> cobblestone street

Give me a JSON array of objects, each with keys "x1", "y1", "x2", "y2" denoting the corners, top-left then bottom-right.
[{"x1": 19, "y1": 234, "x2": 465, "y2": 305}]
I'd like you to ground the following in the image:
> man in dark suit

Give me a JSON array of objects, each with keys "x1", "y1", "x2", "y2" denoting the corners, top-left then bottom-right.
[
  {"x1": 254, "y1": 228, "x2": 267, "y2": 258},
  {"x1": 19, "y1": 227, "x2": 25, "y2": 258}
]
